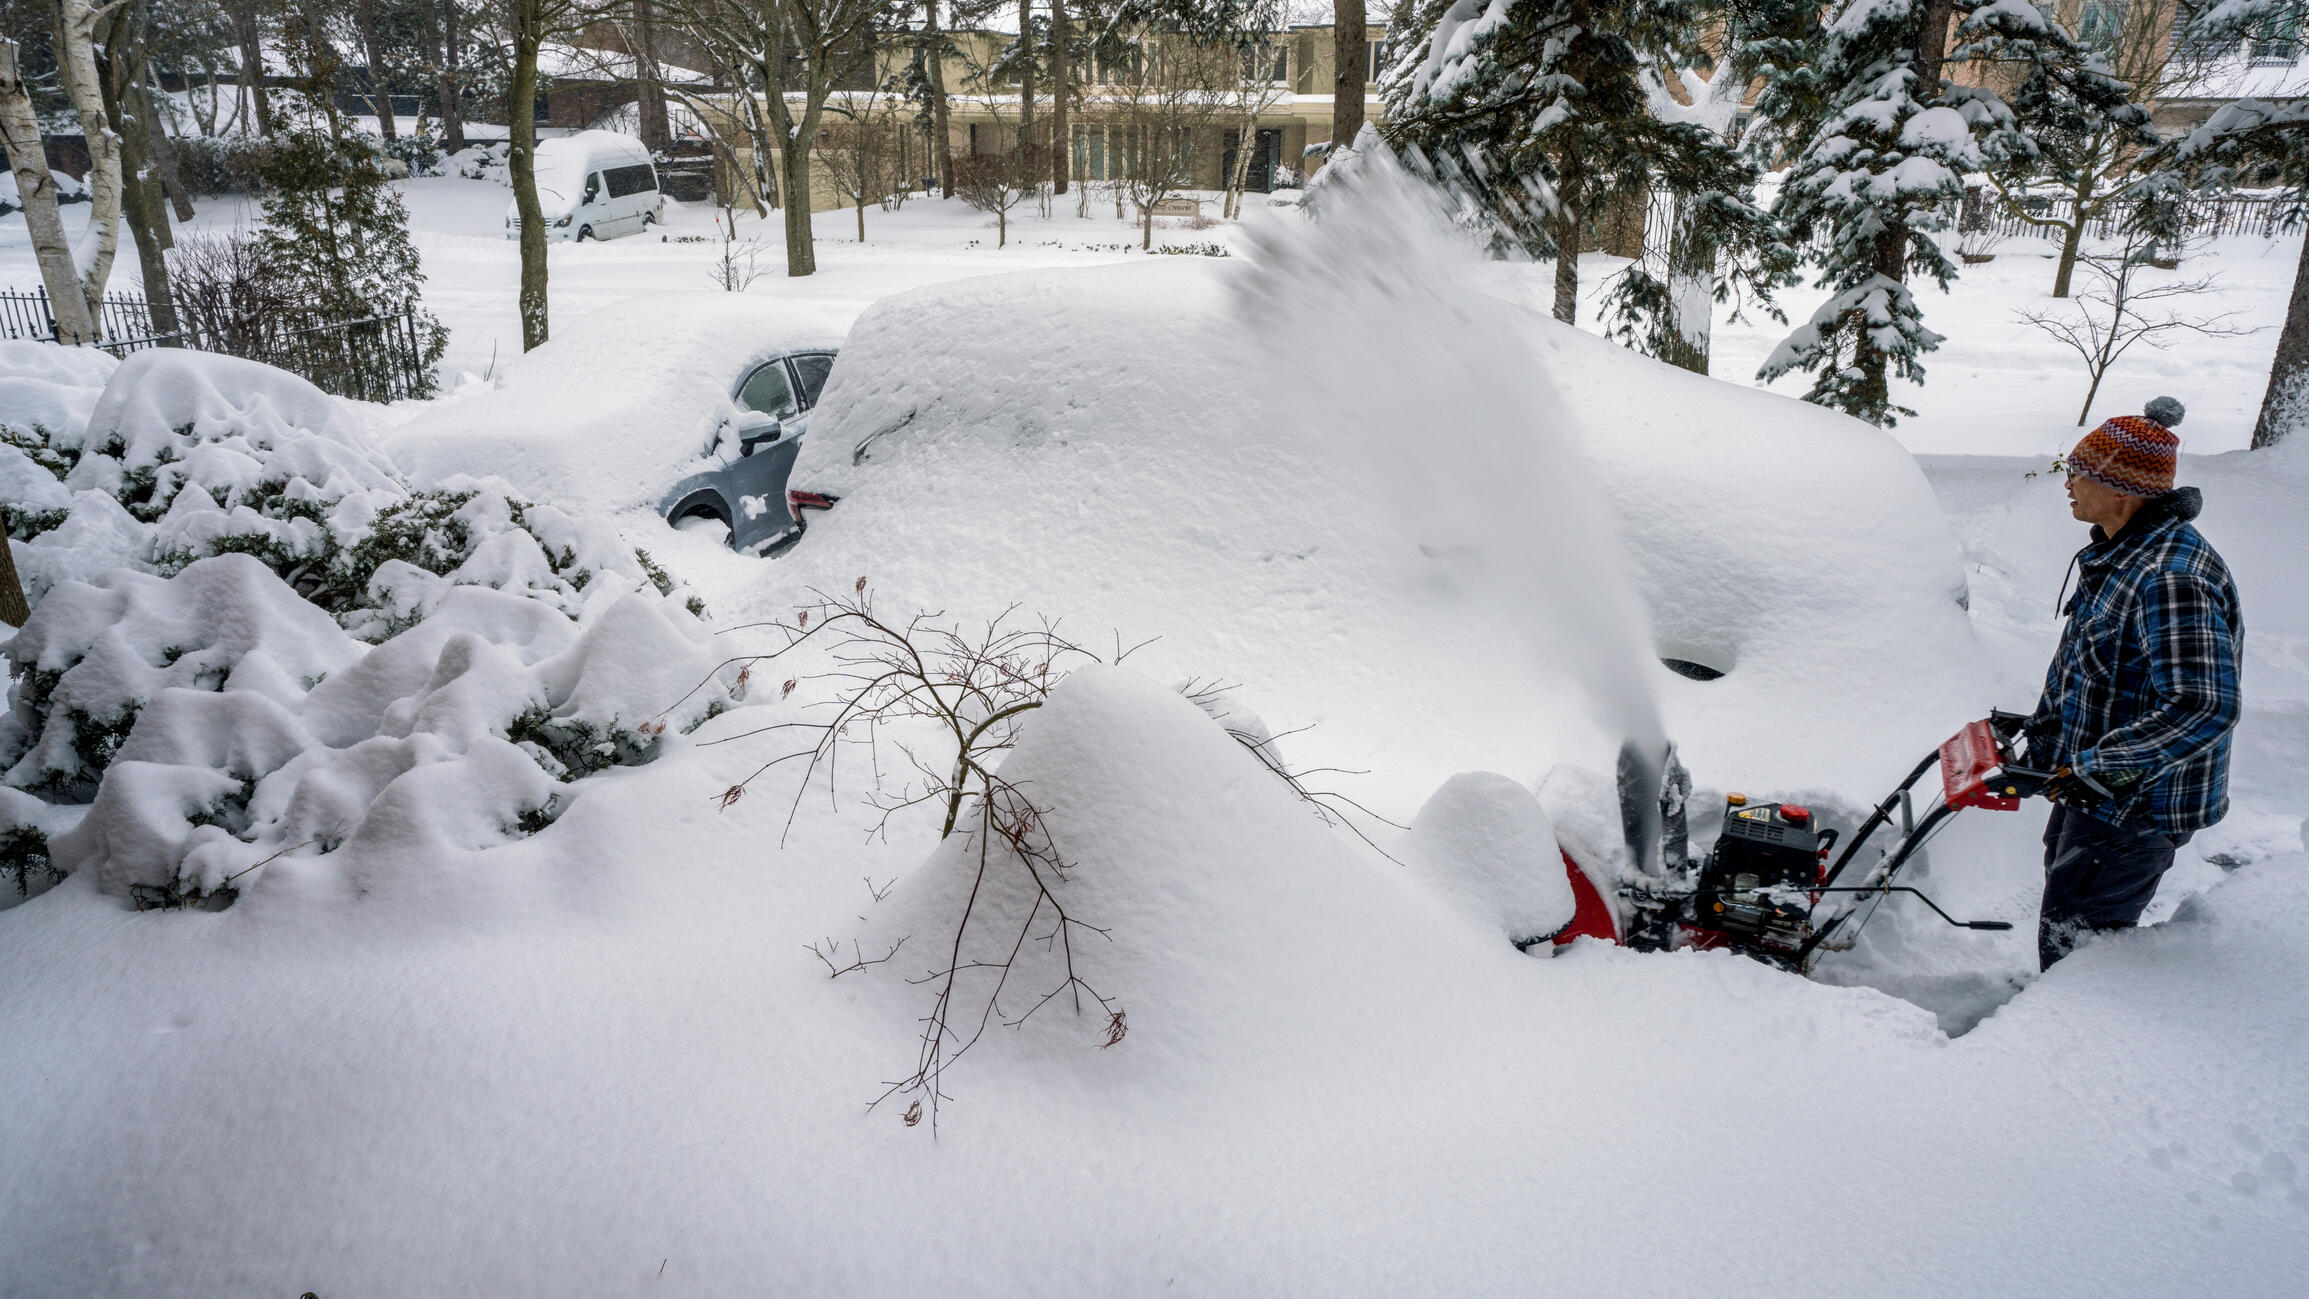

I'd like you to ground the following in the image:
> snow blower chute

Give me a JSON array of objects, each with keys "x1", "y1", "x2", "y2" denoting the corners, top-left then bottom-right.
[{"x1": 1551, "y1": 712, "x2": 2051, "y2": 973}]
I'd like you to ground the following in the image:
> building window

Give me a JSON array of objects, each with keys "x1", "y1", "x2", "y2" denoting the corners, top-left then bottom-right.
[
  {"x1": 1094, "y1": 44, "x2": 1144, "y2": 86},
  {"x1": 1240, "y1": 42, "x2": 1287, "y2": 84},
  {"x1": 2078, "y1": 0, "x2": 2125, "y2": 50},
  {"x1": 2250, "y1": 5, "x2": 2303, "y2": 62},
  {"x1": 2171, "y1": 3, "x2": 2237, "y2": 60},
  {"x1": 1367, "y1": 36, "x2": 1394, "y2": 83}
]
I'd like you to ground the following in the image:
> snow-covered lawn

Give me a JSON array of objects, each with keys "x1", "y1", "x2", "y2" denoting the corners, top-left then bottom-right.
[{"x1": 1, "y1": 178, "x2": 2305, "y2": 1296}]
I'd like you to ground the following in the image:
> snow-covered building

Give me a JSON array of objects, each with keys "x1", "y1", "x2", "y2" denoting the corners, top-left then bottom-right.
[{"x1": 2150, "y1": 3, "x2": 2309, "y2": 133}]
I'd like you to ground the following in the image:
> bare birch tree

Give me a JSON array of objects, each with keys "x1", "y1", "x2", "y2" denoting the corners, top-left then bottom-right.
[
  {"x1": 0, "y1": 38, "x2": 99, "y2": 344},
  {"x1": 53, "y1": 0, "x2": 129, "y2": 326}
]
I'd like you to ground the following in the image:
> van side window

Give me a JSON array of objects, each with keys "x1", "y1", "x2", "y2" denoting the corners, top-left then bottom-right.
[
  {"x1": 604, "y1": 164, "x2": 657, "y2": 198},
  {"x1": 583, "y1": 173, "x2": 602, "y2": 204},
  {"x1": 790, "y1": 353, "x2": 835, "y2": 407}
]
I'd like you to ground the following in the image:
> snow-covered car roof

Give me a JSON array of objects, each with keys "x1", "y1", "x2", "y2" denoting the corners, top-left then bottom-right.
[{"x1": 383, "y1": 293, "x2": 847, "y2": 518}]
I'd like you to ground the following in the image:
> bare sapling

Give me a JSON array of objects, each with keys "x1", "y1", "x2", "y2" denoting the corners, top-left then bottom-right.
[
  {"x1": 2017, "y1": 230, "x2": 2257, "y2": 425},
  {"x1": 666, "y1": 584, "x2": 1390, "y2": 1130}
]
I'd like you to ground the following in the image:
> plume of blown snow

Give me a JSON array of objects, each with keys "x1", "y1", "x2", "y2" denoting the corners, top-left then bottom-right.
[{"x1": 1231, "y1": 146, "x2": 1666, "y2": 761}]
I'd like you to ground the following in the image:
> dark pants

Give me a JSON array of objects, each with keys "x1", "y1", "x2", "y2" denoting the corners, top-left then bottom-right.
[{"x1": 2039, "y1": 804, "x2": 2181, "y2": 971}]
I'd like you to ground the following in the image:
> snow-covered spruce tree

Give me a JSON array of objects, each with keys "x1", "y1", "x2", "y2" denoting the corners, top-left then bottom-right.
[
  {"x1": 1759, "y1": 0, "x2": 2144, "y2": 426},
  {"x1": 1758, "y1": 0, "x2": 1973, "y2": 427},
  {"x1": 256, "y1": 18, "x2": 446, "y2": 389},
  {"x1": 2153, "y1": 2, "x2": 2309, "y2": 448},
  {"x1": 1384, "y1": 0, "x2": 1788, "y2": 364}
]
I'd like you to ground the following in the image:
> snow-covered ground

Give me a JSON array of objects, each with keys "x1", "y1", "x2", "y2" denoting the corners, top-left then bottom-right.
[{"x1": 1, "y1": 177, "x2": 2305, "y2": 1295}]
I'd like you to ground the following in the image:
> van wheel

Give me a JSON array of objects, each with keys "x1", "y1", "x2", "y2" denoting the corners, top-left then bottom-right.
[{"x1": 577, "y1": 225, "x2": 595, "y2": 241}]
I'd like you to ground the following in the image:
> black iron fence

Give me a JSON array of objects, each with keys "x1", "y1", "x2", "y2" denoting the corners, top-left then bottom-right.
[{"x1": 0, "y1": 285, "x2": 432, "y2": 403}]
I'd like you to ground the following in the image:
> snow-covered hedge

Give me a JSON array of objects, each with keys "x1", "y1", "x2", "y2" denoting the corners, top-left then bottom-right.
[
  {"x1": 0, "y1": 344, "x2": 732, "y2": 910},
  {"x1": 447, "y1": 142, "x2": 512, "y2": 184}
]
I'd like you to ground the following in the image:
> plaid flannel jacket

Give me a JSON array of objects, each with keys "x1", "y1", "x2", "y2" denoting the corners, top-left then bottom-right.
[{"x1": 2024, "y1": 487, "x2": 2243, "y2": 838}]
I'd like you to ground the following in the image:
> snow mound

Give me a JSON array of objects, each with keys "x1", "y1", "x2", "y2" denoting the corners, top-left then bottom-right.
[
  {"x1": 861, "y1": 665, "x2": 1486, "y2": 1088},
  {"x1": 385, "y1": 292, "x2": 850, "y2": 519},
  {"x1": 1397, "y1": 771, "x2": 1574, "y2": 944},
  {"x1": 0, "y1": 340, "x2": 117, "y2": 441}
]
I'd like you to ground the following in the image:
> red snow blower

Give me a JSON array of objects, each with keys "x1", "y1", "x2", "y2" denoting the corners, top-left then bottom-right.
[{"x1": 1550, "y1": 712, "x2": 2053, "y2": 973}]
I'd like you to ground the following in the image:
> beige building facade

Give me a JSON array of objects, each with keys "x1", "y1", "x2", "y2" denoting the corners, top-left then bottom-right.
[{"x1": 707, "y1": 22, "x2": 1393, "y2": 213}]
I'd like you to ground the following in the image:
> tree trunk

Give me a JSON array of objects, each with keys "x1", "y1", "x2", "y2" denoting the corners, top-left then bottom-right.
[
  {"x1": 778, "y1": 131, "x2": 817, "y2": 275},
  {"x1": 1850, "y1": 224, "x2": 1906, "y2": 419},
  {"x1": 1552, "y1": 201, "x2": 1580, "y2": 325},
  {"x1": 230, "y1": 0, "x2": 271, "y2": 136},
  {"x1": 2051, "y1": 169, "x2": 2096, "y2": 299},
  {"x1": 1331, "y1": 0, "x2": 1366, "y2": 160},
  {"x1": 0, "y1": 38, "x2": 97, "y2": 345},
  {"x1": 54, "y1": 0, "x2": 125, "y2": 323},
  {"x1": 1663, "y1": 198, "x2": 1712, "y2": 375},
  {"x1": 634, "y1": 0, "x2": 671, "y2": 152},
  {"x1": 511, "y1": 0, "x2": 549, "y2": 349},
  {"x1": 439, "y1": 0, "x2": 467, "y2": 153},
  {"x1": 98, "y1": 7, "x2": 180, "y2": 344},
  {"x1": 0, "y1": 520, "x2": 29, "y2": 627},
  {"x1": 1049, "y1": 0, "x2": 1069, "y2": 194},
  {"x1": 1913, "y1": 0, "x2": 1955, "y2": 90},
  {"x1": 2250, "y1": 226, "x2": 2309, "y2": 448},
  {"x1": 357, "y1": 0, "x2": 397, "y2": 139},
  {"x1": 139, "y1": 75, "x2": 195, "y2": 221},
  {"x1": 1016, "y1": 0, "x2": 1036, "y2": 182},
  {"x1": 928, "y1": 3, "x2": 954, "y2": 197}
]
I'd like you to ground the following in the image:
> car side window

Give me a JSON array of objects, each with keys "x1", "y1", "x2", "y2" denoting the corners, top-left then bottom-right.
[
  {"x1": 791, "y1": 353, "x2": 835, "y2": 408},
  {"x1": 737, "y1": 360, "x2": 798, "y2": 418},
  {"x1": 583, "y1": 173, "x2": 602, "y2": 204}
]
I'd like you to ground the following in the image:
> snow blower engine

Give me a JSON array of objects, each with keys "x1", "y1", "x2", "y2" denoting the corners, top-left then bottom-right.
[{"x1": 1556, "y1": 712, "x2": 2055, "y2": 973}]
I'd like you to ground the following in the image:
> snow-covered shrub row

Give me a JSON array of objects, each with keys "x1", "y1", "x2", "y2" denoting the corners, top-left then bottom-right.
[{"x1": 0, "y1": 344, "x2": 731, "y2": 910}]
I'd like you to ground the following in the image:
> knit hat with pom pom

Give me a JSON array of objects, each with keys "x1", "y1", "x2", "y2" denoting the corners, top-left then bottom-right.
[{"x1": 2070, "y1": 397, "x2": 2184, "y2": 497}]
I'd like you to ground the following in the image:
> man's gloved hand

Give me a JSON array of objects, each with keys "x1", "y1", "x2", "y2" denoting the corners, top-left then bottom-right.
[{"x1": 2045, "y1": 765, "x2": 2143, "y2": 811}]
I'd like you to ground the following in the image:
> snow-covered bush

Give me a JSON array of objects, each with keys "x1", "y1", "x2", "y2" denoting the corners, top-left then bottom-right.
[
  {"x1": 447, "y1": 142, "x2": 512, "y2": 184},
  {"x1": 20, "y1": 558, "x2": 737, "y2": 909},
  {"x1": 0, "y1": 345, "x2": 729, "y2": 910},
  {"x1": 379, "y1": 123, "x2": 446, "y2": 179}
]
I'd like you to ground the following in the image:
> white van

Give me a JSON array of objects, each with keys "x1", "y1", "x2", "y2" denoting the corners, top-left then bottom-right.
[{"x1": 504, "y1": 131, "x2": 663, "y2": 242}]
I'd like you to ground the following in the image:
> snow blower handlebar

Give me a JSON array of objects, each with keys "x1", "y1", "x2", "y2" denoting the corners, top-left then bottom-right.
[{"x1": 1793, "y1": 711, "x2": 2049, "y2": 963}]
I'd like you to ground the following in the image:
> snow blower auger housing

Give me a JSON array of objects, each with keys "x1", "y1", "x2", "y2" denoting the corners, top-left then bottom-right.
[{"x1": 1562, "y1": 713, "x2": 2053, "y2": 974}]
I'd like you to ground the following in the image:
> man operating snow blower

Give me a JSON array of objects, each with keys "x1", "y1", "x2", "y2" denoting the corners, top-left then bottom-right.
[{"x1": 2024, "y1": 398, "x2": 2242, "y2": 970}]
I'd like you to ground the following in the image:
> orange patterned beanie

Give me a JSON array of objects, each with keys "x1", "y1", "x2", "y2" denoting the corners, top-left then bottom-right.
[{"x1": 2070, "y1": 397, "x2": 2183, "y2": 498}]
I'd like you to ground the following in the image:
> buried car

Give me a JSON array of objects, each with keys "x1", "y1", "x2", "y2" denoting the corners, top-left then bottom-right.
[
  {"x1": 660, "y1": 348, "x2": 842, "y2": 556},
  {"x1": 385, "y1": 293, "x2": 850, "y2": 554}
]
